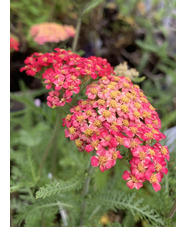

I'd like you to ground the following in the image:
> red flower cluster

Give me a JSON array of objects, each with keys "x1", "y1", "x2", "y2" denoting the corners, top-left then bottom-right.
[
  {"x1": 62, "y1": 75, "x2": 169, "y2": 191},
  {"x1": 10, "y1": 36, "x2": 19, "y2": 52},
  {"x1": 30, "y1": 22, "x2": 76, "y2": 45},
  {"x1": 20, "y1": 48, "x2": 114, "y2": 108}
]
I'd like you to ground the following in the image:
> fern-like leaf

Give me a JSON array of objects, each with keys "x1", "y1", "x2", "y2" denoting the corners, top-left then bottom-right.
[
  {"x1": 101, "y1": 191, "x2": 164, "y2": 226},
  {"x1": 36, "y1": 175, "x2": 84, "y2": 199},
  {"x1": 14, "y1": 195, "x2": 73, "y2": 226}
]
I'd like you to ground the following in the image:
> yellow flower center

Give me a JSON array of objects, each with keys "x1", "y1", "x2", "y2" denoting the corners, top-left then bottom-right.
[
  {"x1": 68, "y1": 85, "x2": 74, "y2": 90},
  {"x1": 98, "y1": 99, "x2": 105, "y2": 106},
  {"x1": 105, "y1": 136, "x2": 111, "y2": 141},
  {"x1": 110, "y1": 123, "x2": 118, "y2": 131},
  {"x1": 84, "y1": 128, "x2": 94, "y2": 137},
  {"x1": 152, "y1": 129, "x2": 159, "y2": 134},
  {"x1": 134, "y1": 102, "x2": 141, "y2": 109},
  {"x1": 145, "y1": 132, "x2": 154, "y2": 139},
  {"x1": 140, "y1": 97, "x2": 148, "y2": 103},
  {"x1": 126, "y1": 77, "x2": 131, "y2": 82},
  {"x1": 142, "y1": 111, "x2": 151, "y2": 118},
  {"x1": 149, "y1": 104, "x2": 155, "y2": 111},
  {"x1": 137, "y1": 163, "x2": 145, "y2": 173},
  {"x1": 161, "y1": 146, "x2": 168, "y2": 155},
  {"x1": 131, "y1": 175, "x2": 138, "y2": 182},
  {"x1": 110, "y1": 100, "x2": 118, "y2": 108},
  {"x1": 58, "y1": 81, "x2": 64, "y2": 86},
  {"x1": 139, "y1": 151, "x2": 146, "y2": 160},
  {"x1": 86, "y1": 110, "x2": 92, "y2": 116},
  {"x1": 102, "y1": 89, "x2": 108, "y2": 94},
  {"x1": 77, "y1": 115, "x2": 84, "y2": 122},
  {"x1": 99, "y1": 156, "x2": 108, "y2": 165},
  {"x1": 54, "y1": 74, "x2": 60, "y2": 79},
  {"x1": 110, "y1": 91, "x2": 120, "y2": 98},
  {"x1": 81, "y1": 100, "x2": 88, "y2": 105},
  {"x1": 149, "y1": 174, "x2": 158, "y2": 184},
  {"x1": 94, "y1": 120, "x2": 102, "y2": 127},
  {"x1": 101, "y1": 76, "x2": 107, "y2": 81},
  {"x1": 69, "y1": 127, "x2": 76, "y2": 135},
  {"x1": 155, "y1": 163, "x2": 162, "y2": 172},
  {"x1": 133, "y1": 111, "x2": 140, "y2": 118},
  {"x1": 71, "y1": 75, "x2": 76, "y2": 81},
  {"x1": 130, "y1": 127, "x2": 138, "y2": 134},
  {"x1": 131, "y1": 90, "x2": 137, "y2": 96},
  {"x1": 152, "y1": 119, "x2": 159, "y2": 126},
  {"x1": 91, "y1": 140, "x2": 99, "y2": 148},
  {"x1": 75, "y1": 139, "x2": 83, "y2": 147},
  {"x1": 123, "y1": 82, "x2": 130, "y2": 88},
  {"x1": 100, "y1": 84, "x2": 105, "y2": 89},
  {"x1": 116, "y1": 136, "x2": 124, "y2": 145},
  {"x1": 130, "y1": 140, "x2": 138, "y2": 148},
  {"x1": 121, "y1": 97, "x2": 130, "y2": 103},
  {"x1": 121, "y1": 105, "x2": 129, "y2": 113},
  {"x1": 75, "y1": 106, "x2": 81, "y2": 111},
  {"x1": 139, "y1": 91, "x2": 144, "y2": 97},
  {"x1": 149, "y1": 149, "x2": 155, "y2": 156},
  {"x1": 65, "y1": 114, "x2": 72, "y2": 121},
  {"x1": 85, "y1": 69, "x2": 91, "y2": 75},
  {"x1": 103, "y1": 110, "x2": 111, "y2": 117},
  {"x1": 113, "y1": 76, "x2": 120, "y2": 82},
  {"x1": 125, "y1": 92, "x2": 132, "y2": 99},
  {"x1": 112, "y1": 152, "x2": 118, "y2": 160},
  {"x1": 123, "y1": 119, "x2": 129, "y2": 127},
  {"x1": 134, "y1": 85, "x2": 140, "y2": 89},
  {"x1": 90, "y1": 88, "x2": 98, "y2": 95}
]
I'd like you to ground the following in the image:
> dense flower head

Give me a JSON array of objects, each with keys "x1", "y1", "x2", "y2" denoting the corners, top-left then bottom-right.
[
  {"x1": 30, "y1": 22, "x2": 76, "y2": 45},
  {"x1": 20, "y1": 48, "x2": 114, "y2": 108},
  {"x1": 10, "y1": 35, "x2": 19, "y2": 52},
  {"x1": 62, "y1": 75, "x2": 169, "y2": 191}
]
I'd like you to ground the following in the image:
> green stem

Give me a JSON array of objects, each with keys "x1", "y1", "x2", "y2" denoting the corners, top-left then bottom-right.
[
  {"x1": 39, "y1": 109, "x2": 61, "y2": 176},
  {"x1": 72, "y1": 15, "x2": 82, "y2": 52},
  {"x1": 79, "y1": 160, "x2": 94, "y2": 226},
  {"x1": 166, "y1": 199, "x2": 176, "y2": 218}
]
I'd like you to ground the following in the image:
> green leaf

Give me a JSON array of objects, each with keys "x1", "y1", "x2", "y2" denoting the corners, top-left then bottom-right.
[
  {"x1": 136, "y1": 40, "x2": 157, "y2": 53},
  {"x1": 132, "y1": 76, "x2": 146, "y2": 83},
  {"x1": 36, "y1": 175, "x2": 84, "y2": 199},
  {"x1": 81, "y1": 0, "x2": 104, "y2": 16},
  {"x1": 101, "y1": 191, "x2": 164, "y2": 226}
]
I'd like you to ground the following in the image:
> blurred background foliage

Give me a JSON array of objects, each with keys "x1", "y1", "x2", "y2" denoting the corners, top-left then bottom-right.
[{"x1": 10, "y1": 0, "x2": 176, "y2": 226}]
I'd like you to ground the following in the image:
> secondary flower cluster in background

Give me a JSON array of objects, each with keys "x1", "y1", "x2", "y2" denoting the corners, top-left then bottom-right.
[
  {"x1": 62, "y1": 75, "x2": 169, "y2": 192},
  {"x1": 10, "y1": 35, "x2": 19, "y2": 52},
  {"x1": 30, "y1": 22, "x2": 76, "y2": 45},
  {"x1": 20, "y1": 48, "x2": 114, "y2": 108}
]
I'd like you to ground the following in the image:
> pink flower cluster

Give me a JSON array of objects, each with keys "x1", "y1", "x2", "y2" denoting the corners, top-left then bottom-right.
[
  {"x1": 10, "y1": 36, "x2": 19, "y2": 51},
  {"x1": 62, "y1": 75, "x2": 169, "y2": 192},
  {"x1": 20, "y1": 48, "x2": 114, "y2": 108},
  {"x1": 30, "y1": 22, "x2": 76, "y2": 45}
]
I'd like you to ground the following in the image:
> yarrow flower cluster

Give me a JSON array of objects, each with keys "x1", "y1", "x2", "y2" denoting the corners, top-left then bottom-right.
[
  {"x1": 30, "y1": 22, "x2": 76, "y2": 45},
  {"x1": 20, "y1": 48, "x2": 114, "y2": 108},
  {"x1": 62, "y1": 75, "x2": 169, "y2": 191},
  {"x1": 10, "y1": 35, "x2": 19, "y2": 52}
]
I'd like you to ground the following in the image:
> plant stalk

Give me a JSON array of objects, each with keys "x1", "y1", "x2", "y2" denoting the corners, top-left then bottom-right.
[
  {"x1": 72, "y1": 15, "x2": 82, "y2": 52},
  {"x1": 79, "y1": 160, "x2": 94, "y2": 226},
  {"x1": 39, "y1": 109, "x2": 61, "y2": 176}
]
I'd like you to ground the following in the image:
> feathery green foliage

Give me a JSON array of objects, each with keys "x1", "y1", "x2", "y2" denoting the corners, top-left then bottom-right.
[{"x1": 36, "y1": 174, "x2": 85, "y2": 199}]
